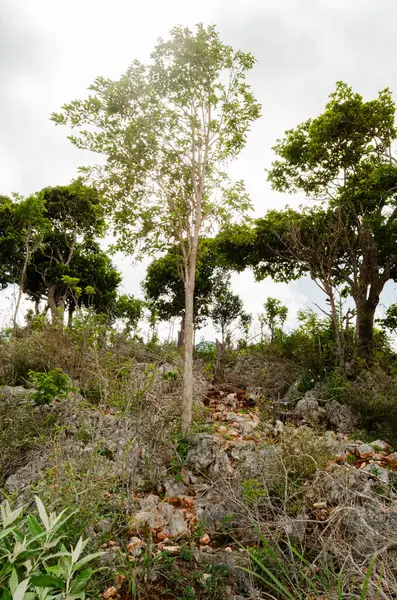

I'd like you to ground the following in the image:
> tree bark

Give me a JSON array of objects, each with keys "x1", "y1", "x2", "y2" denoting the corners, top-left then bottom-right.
[
  {"x1": 213, "y1": 338, "x2": 225, "y2": 384},
  {"x1": 355, "y1": 296, "x2": 376, "y2": 365},
  {"x1": 181, "y1": 279, "x2": 195, "y2": 431},
  {"x1": 13, "y1": 230, "x2": 31, "y2": 333},
  {"x1": 48, "y1": 284, "x2": 65, "y2": 326},
  {"x1": 177, "y1": 315, "x2": 185, "y2": 348}
]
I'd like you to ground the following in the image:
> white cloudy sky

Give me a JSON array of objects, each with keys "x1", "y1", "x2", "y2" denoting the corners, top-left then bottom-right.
[{"x1": 1, "y1": 0, "x2": 397, "y2": 337}]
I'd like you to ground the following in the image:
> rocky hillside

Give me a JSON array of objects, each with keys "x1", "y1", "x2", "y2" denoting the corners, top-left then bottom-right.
[{"x1": 2, "y1": 371, "x2": 397, "y2": 599}]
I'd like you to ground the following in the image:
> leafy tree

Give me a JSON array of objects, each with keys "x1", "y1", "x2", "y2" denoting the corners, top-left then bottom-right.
[
  {"x1": 211, "y1": 286, "x2": 245, "y2": 346},
  {"x1": 113, "y1": 294, "x2": 145, "y2": 335},
  {"x1": 260, "y1": 297, "x2": 288, "y2": 342},
  {"x1": 268, "y1": 82, "x2": 397, "y2": 364},
  {"x1": 22, "y1": 182, "x2": 112, "y2": 323},
  {"x1": 52, "y1": 24, "x2": 261, "y2": 429},
  {"x1": 219, "y1": 83, "x2": 397, "y2": 364},
  {"x1": 0, "y1": 194, "x2": 50, "y2": 329},
  {"x1": 143, "y1": 239, "x2": 229, "y2": 345}
]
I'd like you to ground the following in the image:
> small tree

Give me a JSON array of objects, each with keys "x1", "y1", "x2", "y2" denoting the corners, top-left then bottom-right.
[
  {"x1": 143, "y1": 239, "x2": 229, "y2": 345},
  {"x1": 211, "y1": 287, "x2": 245, "y2": 346},
  {"x1": 260, "y1": 297, "x2": 288, "y2": 342},
  {"x1": 52, "y1": 24, "x2": 261, "y2": 430}
]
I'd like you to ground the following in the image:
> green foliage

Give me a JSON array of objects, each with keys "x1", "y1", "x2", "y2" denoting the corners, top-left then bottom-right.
[
  {"x1": 260, "y1": 297, "x2": 288, "y2": 341},
  {"x1": 112, "y1": 294, "x2": 145, "y2": 335},
  {"x1": 52, "y1": 24, "x2": 260, "y2": 257},
  {"x1": 28, "y1": 369, "x2": 75, "y2": 406},
  {"x1": 211, "y1": 283, "x2": 245, "y2": 343},
  {"x1": 143, "y1": 239, "x2": 229, "y2": 328},
  {"x1": 0, "y1": 496, "x2": 103, "y2": 600},
  {"x1": 241, "y1": 479, "x2": 268, "y2": 505}
]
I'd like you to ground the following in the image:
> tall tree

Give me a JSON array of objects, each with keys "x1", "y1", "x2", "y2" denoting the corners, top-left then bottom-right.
[
  {"x1": 52, "y1": 24, "x2": 261, "y2": 429},
  {"x1": 219, "y1": 83, "x2": 397, "y2": 364},
  {"x1": 267, "y1": 82, "x2": 397, "y2": 363}
]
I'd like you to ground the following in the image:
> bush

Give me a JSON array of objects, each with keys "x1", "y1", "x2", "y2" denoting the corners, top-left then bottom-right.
[
  {"x1": 29, "y1": 368, "x2": 76, "y2": 405},
  {"x1": 0, "y1": 496, "x2": 103, "y2": 600}
]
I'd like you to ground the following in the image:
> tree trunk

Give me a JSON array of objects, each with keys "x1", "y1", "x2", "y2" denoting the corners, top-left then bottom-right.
[
  {"x1": 177, "y1": 315, "x2": 185, "y2": 348},
  {"x1": 327, "y1": 287, "x2": 344, "y2": 371},
  {"x1": 13, "y1": 231, "x2": 31, "y2": 333},
  {"x1": 355, "y1": 297, "x2": 376, "y2": 365},
  {"x1": 181, "y1": 280, "x2": 195, "y2": 431},
  {"x1": 213, "y1": 338, "x2": 225, "y2": 384},
  {"x1": 48, "y1": 285, "x2": 65, "y2": 327}
]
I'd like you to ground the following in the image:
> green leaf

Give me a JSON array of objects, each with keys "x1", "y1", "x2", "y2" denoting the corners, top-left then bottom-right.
[
  {"x1": 69, "y1": 569, "x2": 93, "y2": 594},
  {"x1": 30, "y1": 574, "x2": 65, "y2": 591},
  {"x1": 9, "y1": 569, "x2": 18, "y2": 594},
  {"x1": 26, "y1": 515, "x2": 43, "y2": 538},
  {"x1": 72, "y1": 552, "x2": 103, "y2": 572}
]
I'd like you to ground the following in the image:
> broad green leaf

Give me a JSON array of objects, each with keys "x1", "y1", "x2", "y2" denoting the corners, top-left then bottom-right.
[
  {"x1": 30, "y1": 574, "x2": 65, "y2": 591},
  {"x1": 72, "y1": 552, "x2": 103, "y2": 572},
  {"x1": 27, "y1": 515, "x2": 43, "y2": 538}
]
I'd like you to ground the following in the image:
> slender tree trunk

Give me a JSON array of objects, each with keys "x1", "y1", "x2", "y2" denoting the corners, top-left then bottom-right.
[
  {"x1": 177, "y1": 315, "x2": 185, "y2": 348},
  {"x1": 327, "y1": 287, "x2": 344, "y2": 371},
  {"x1": 213, "y1": 338, "x2": 225, "y2": 384},
  {"x1": 182, "y1": 279, "x2": 195, "y2": 431},
  {"x1": 48, "y1": 285, "x2": 65, "y2": 327},
  {"x1": 13, "y1": 230, "x2": 31, "y2": 333}
]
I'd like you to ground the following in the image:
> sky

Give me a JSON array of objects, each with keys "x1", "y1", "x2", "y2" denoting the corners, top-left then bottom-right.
[{"x1": 1, "y1": 0, "x2": 397, "y2": 337}]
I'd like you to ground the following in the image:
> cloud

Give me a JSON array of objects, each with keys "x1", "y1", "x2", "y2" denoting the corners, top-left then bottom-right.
[{"x1": 2, "y1": 0, "x2": 397, "y2": 332}]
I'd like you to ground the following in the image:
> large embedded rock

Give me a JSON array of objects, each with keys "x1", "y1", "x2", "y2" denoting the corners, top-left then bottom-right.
[
  {"x1": 185, "y1": 434, "x2": 233, "y2": 478},
  {"x1": 325, "y1": 400, "x2": 356, "y2": 433}
]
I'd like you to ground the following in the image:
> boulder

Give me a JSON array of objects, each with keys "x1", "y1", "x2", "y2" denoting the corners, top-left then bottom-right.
[
  {"x1": 294, "y1": 395, "x2": 322, "y2": 424},
  {"x1": 185, "y1": 434, "x2": 233, "y2": 478},
  {"x1": 325, "y1": 400, "x2": 356, "y2": 433}
]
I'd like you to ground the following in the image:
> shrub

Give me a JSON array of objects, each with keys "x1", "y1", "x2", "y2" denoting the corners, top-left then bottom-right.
[
  {"x1": 29, "y1": 368, "x2": 76, "y2": 405},
  {"x1": 0, "y1": 496, "x2": 103, "y2": 600}
]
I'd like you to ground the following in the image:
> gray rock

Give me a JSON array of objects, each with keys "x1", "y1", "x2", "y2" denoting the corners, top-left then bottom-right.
[
  {"x1": 326, "y1": 400, "x2": 356, "y2": 433},
  {"x1": 362, "y1": 464, "x2": 390, "y2": 484},
  {"x1": 164, "y1": 479, "x2": 190, "y2": 498},
  {"x1": 294, "y1": 396, "x2": 321, "y2": 424},
  {"x1": 370, "y1": 440, "x2": 393, "y2": 453},
  {"x1": 185, "y1": 434, "x2": 232, "y2": 478}
]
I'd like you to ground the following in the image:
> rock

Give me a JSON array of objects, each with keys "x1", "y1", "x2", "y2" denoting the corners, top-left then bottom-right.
[
  {"x1": 385, "y1": 452, "x2": 397, "y2": 467},
  {"x1": 0, "y1": 385, "x2": 33, "y2": 404},
  {"x1": 185, "y1": 434, "x2": 233, "y2": 478},
  {"x1": 362, "y1": 464, "x2": 390, "y2": 484},
  {"x1": 356, "y1": 444, "x2": 374, "y2": 460},
  {"x1": 325, "y1": 400, "x2": 356, "y2": 433},
  {"x1": 164, "y1": 479, "x2": 189, "y2": 498},
  {"x1": 127, "y1": 537, "x2": 145, "y2": 556},
  {"x1": 100, "y1": 549, "x2": 123, "y2": 568},
  {"x1": 370, "y1": 440, "x2": 393, "y2": 453},
  {"x1": 225, "y1": 393, "x2": 237, "y2": 408},
  {"x1": 102, "y1": 587, "x2": 117, "y2": 599},
  {"x1": 129, "y1": 497, "x2": 189, "y2": 540},
  {"x1": 199, "y1": 533, "x2": 210, "y2": 544},
  {"x1": 294, "y1": 396, "x2": 321, "y2": 424}
]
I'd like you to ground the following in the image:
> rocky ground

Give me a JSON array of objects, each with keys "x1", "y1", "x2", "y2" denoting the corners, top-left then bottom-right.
[{"x1": 3, "y1": 382, "x2": 397, "y2": 599}]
